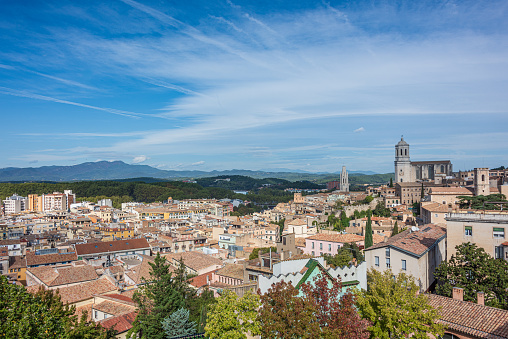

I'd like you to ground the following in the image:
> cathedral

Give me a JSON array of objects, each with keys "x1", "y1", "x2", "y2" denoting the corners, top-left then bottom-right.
[{"x1": 394, "y1": 137, "x2": 453, "y2": 183}]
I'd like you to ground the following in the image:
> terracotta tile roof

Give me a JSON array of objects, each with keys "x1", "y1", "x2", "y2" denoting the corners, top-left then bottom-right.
[
  {"x1": 100, "y1": 311, "x2": 137, "y2": 334},
  {"x1": 189, "y1": 271, "x2": 215, "y2": 288},
  {"x1": 306, "y1": 233, "x2": 364, "y2": 243},
  {"x1": 427, "y1": 294, "x2": 508, "y2": 338},
  {"x1": 365, "y1": 224, "x2": 446, "y2": 257},
  {"x1": 56, "y1": 276, "x2": 117, "y2": 304},
  {"x1": 28, "y1": 265, "x2": 99, "y2": 287},
  {"x1": 93, "y1": 300, "x2": 136, "y2": 316},
  {"x1": 216, "y1": 264, "x2": 244, "y2": 280},
  {"x1": 125, "y1": 255, "x2": 175, "y2": 285},
  {"x1": 75, "y1": 238, "x2": 150, "y2": 256},
  {"x1": 102, "y1": 293, "x2": 135, "y2": 304},
  {"x1": 164, "y1": 251, "x2": 222, "y2": 272},
  {"x1": 26, "y1": 251, "x2": 77, "y2": 267},
  {"x1": 422, "y1": 203, "x2": 450, "y2": 213},
  {"x1": 9, "y1": 256, "x2": 26, "y2": 269},
  {"x1": 429, "y1": 187, "x2": 474, "y2": 195},
  {"x1": 288, "y1": 219, "x2": 307, "y2": 226},
  {"x1": 295, "y1": 238, "x2": 306, "y2": 247}
]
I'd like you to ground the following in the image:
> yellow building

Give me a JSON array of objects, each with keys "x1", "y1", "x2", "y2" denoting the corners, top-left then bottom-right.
[
  {"x1": 28, "y1": 194, "x2": 43, "y2": 212},
  {"x1": 96, "y1": 226, "x2": 135, "y2": 240}
]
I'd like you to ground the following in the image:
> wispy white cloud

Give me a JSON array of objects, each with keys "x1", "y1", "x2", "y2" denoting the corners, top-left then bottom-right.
[
  {"x1": 0, "y1": 86, "x2": 153, "y2": 119},
  {"x1": 354, "y1": 127, "x2": 365, "y2": 133},
  {"x1": 132, "y1": 155, "x2": 149, "y2": 163},
  {"x1": 191, "y1": 160, "x2": 205, "y2": 166}
]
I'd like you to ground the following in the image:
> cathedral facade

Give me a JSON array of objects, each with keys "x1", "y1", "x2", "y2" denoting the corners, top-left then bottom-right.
[{"x1": 394, "y1": 137, "x2": 453, "y2": 183}]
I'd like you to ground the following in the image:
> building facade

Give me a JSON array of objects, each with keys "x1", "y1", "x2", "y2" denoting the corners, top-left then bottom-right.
[
  {"x1": 394, "y1": 137, "x2": 453, "y2": 183},
  {"x1": 445, "y1": 212, "x2": 508, "y2": 260}
]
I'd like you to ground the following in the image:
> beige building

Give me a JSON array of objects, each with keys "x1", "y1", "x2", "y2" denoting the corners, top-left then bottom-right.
[
  {"x1": 364, "y1": 224, "x2": 446, "y2": 292},
  {"x1": 445, "y1": 212, "x2": 508, "y2": 260},
  {"x1": 395, "y1": 182, "x2": 433, "y2": 205},
  {"x1": 428, "y1": 187, "x2": 473, "y2": 207}
]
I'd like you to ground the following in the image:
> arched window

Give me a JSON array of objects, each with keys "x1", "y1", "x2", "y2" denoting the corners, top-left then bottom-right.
[
  {"x1": 482, "y1": 174, "x2": 485, "y2": 182},
  {"x1": 405, "y1": 149, "x2": 407, "y2": 156}
]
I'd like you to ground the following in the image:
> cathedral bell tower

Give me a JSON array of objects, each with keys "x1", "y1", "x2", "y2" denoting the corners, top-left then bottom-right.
[{"x1": 395, "y1": 136, "x2": 411, "y2": 183}]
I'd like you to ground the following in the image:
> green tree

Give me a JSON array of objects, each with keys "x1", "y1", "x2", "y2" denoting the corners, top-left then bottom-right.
[
  {"x1": 162, "y1": 308, "x2": 197, "y2": 338},
  {"x1": 389, "y1": 177, "x2": 393, "y2": 188},
  {"x1": 205, "y1": 290, "x2": 261, "y2": 339},
  {"x1": 364, "y1": 215, "x2": 373, "y2": 249},
  {"x1": 128, "y1": 254, "x2": 204, "y2": 339},
  {"x1": 0, "y1": 276, "x2": 115, "y2": 339},
  {"x1": 357, "y1": 269, "x2": 445, "y2": 339},
  {"x1": 372, "y1": 202, "x2": 391, "y2": 218},
  {"x1": 391, "y1": 221, "x2": 399, "y2": 237},
  {"x1": 249, "y1": 247, "x2": 277, "y2": 260},
  {"x1": 323, "y1": 243, "x2": 364, "y2": 267},
  {"x1": 435, "y1": 242, "x2": 508, "y2": 309}
]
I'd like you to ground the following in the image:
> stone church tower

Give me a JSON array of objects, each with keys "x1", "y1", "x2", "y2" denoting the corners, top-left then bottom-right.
[
  {"x1": 395, "y1": 136, "x2": 412, "y2": 183},
  {"x1": 340, "y1": 166, "x2": 349, "y2": 192},
  {"x1": 474, "y1": 168, "x2": 490, "y2": 196}
]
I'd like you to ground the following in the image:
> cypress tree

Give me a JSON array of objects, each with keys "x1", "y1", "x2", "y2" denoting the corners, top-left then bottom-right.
[
  {"x1": 389, "y1": 177, "x2": 393, "y2": 188},
  {"x1": 365, "y1": 214, "x2": 373, "y2": 249},
  {"x1": 391, "y1": 221, "x2": 399, "y2": 237}
]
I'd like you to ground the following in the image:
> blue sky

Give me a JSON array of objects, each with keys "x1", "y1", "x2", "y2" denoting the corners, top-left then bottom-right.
[{"x1": 1, "y1": 0, "x2": 508, "y2": 173}]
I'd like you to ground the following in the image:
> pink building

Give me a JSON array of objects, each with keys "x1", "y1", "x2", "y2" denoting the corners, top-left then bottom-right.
[{"x1": 303, "y1": 234, "x2": 364, "y2": 256}]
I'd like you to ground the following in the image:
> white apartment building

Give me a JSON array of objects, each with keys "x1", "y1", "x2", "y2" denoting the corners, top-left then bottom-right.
[
  {"x1": 42, "y1": 190, "x2": 75, "y2": 212},
  {"x1": 2, "y1": 194, "x2": 28, "y2": 214}
]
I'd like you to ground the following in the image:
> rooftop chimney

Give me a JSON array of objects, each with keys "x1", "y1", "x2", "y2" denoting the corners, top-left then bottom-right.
[
  {"x1": 477, "y1": 292, "x2": 485, "y2": 306},
  {"x1": 452, "y1": 287, "x2": 464, "y2": 301}
]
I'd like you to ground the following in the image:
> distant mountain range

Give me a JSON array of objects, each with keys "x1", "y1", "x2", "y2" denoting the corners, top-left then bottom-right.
[{"x1": 0, "y1": 161, "x2": 381, "y2": 182}]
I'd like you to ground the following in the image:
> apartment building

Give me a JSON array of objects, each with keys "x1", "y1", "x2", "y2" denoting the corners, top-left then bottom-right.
[
  {"x1": 364, "y1": 224, "x2": 446, "y2": 292},
  {"x1": 445, "y1": 212, "x2": 508, "y2": 260},
  {"x1": 2, "y1": 194, "x2": 28, "y2": 214}
]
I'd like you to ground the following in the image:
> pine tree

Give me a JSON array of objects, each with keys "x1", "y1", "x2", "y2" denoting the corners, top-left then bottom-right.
[
  {"x1": 128, "y1": 254, "x2": 194, "y2": 339},
  {"x1": 364, "y1": 214, "x2": 373, "y2": 249},
  {"x1": 391, "y1": 221, "x2": 399, "y2": 237},
  {"x1": 162, "y1": 308, "x2": 197, "y2": 338}
]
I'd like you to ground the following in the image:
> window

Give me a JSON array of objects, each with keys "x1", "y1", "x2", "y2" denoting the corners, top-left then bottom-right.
[
  {"x1": 320, "y1": 243, "x2": 323, "y2": 250},
  {"x1": 465, "y1": 226, "x2": 472, "y2": 236},
  {"x1": 494, "y1": 228, "x2": 505, "y2": 238},
  {"x1": 495, "y1": 246, "x2": 503, "y2": 259},
  {"x1": 328, "y1": 244, "x2": 332, "y2": 251},
  {"x1": 312, "y1": 242, "x2": 314, "y2": 249},
  {"x1": 375, "y1": 256, "x2": 379, "y2": 267},
  {"x1": 94, "y1": 311, "x2": 98, "y2": 319},
  {"x1": 402, "y1": 260, "x2": 407, "y2": 270},
  {"x1": 386, "y1": 258, "x2": 391, "y2": 268},
  {"x1": 311, "y1": 251, "x2": 315, "y2": 256},
  {"x1": 386, "y1": 248, "x2": 390, "y2": 257}
]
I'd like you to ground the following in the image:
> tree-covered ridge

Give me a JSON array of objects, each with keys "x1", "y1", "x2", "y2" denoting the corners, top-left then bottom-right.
[{"x1": 0, "y1": 179, "x2": 298, "y2": 208}]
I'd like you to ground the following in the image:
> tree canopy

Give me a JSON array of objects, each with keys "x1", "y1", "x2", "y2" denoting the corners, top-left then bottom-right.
[
  {"x1": 456, "y1": 194, "x2": 508, "y2": 210},
  {"x1": 323, "y1": 243, "x2": 364, "y2": 268},
  {"x1": 356, "y1": 269, "x2": 445, "y2": 339},
  {"x1": 0, "y1": 276, "x2": 115, "y2": 339},
  {"x1": 128, "y1": 253, "x2": 215, "y2": 339},
  {"x1": 435, "y1": 242, "x2": 508, "y2": 309},
  {"x1": 205, "y1": 290, "x2": 261, "y2": 339},
  {"x1": 258, "y1": 273, "x2": 370, "y2": 338}
]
